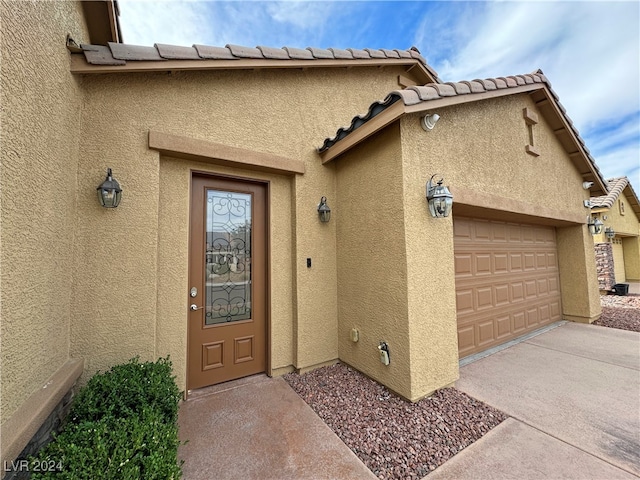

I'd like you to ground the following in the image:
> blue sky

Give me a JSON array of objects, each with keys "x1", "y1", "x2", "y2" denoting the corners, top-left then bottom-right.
[{"x1": 118, "y1": 0, "x2": 640, "y2": 193}]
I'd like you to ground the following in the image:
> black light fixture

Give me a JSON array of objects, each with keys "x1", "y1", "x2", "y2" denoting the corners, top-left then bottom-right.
[
  {"x1": 97, "y1": 168, "x2": 122, "y2": 208},
  {"x1": 587, "y1": 216, "x2": 603, "y2": 235},
  {"x1": 426, "y1": 174, "x2": 453, "y2": 218},
  {"x1": 605, "y1": 227, "x2": 615, "y2": 239},
  {"x1": 317, "y1": 196, "x2": 331, "y2": 223}
]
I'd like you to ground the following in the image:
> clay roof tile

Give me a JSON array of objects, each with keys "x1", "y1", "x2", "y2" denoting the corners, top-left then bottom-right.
[
  {"x1": 347, "y1": 48, "x2": 371, "y2": 59},
  {"x1": 282, "y1": 46, "x2": 314, "y2": 60},
  {"x1": 394, "y1": 49, "x2": 412, "y2": 59},
  {"x1": 446, "y1": 82, "x2": 471, "y2": 95},
  {"x1": 493, "y1": 78, "x2": 508, "y2": 89},
  {"x1": 410, "y1": 85, "x2": 442, "y2": 101},
  {"x1": 364, "y1": 48, "x2": 386, "y2": 59},
  {"x1": 155, "y1": 44, "x2": 200, "y2": 60},
  {"x1": 306, "y1": 47, "x2": 334, "y2": 59},
  {"x1": 380, "y1": 48, "x2": 401, "y2": 58},
  {"x1": 256, "y1": 45, "x2": 290, "y2": 60},
  {"x1": 109, "y1": 42, "x2": 163, "y2": 61},
  {"x1": 226, "y1": 44, "x2": 264, "y2": 59},
  {"x1": 460, "y1": 80, "x2": 485, "y2": 93},
  {"x1": 81, "y1": 44, "x2": 126, "y2": 65},
  {"x1": 328, "y1": 47, "x2": 354, "y2": 59},
  {"x1": 193, "y1": 45, "x2": 237, "y2": 60}
]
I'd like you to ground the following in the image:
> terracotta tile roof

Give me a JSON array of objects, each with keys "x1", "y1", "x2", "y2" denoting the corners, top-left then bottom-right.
[
  {"x1": 318, "y1": 70, "x2": 607, "y2": 194},
  {"x1": 590, "y1": 177, "x2": 628, "y2": 208},
  {"x1": 319, "y1": 72, "x2": 548, "y2": 152},
  {"x1": 77, "y1": 42, "x2": 440, "y2": 80},
  {"x1": 591, "y1": 177, "x2": 640, "y2": 217}
]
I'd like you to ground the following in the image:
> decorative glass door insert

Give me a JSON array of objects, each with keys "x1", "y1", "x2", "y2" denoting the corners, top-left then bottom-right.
[{"x1": 205, "y1": 190, "x2": 252, "y2": 325}]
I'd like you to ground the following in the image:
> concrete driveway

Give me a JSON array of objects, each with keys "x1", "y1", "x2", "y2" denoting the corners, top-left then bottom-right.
[{"x1": 429, "y1": 322, "x2": 640, "y2": 479}]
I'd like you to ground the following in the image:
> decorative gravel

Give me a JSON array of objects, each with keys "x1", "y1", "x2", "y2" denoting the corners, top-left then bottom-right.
[
  {"x1": 284, "y1": 363, "x2": 507, "y2": 479},
  {"x1": 595, "y1": 294, "x2": 640, "y2": 332}
]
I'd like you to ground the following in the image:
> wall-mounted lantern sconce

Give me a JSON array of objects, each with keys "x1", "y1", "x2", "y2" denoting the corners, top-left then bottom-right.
[
  {"x1": 421, "y1": 113, "x2": 440, "y2": 131},
  {"x1": 605, "y1": 227, "x2": 615, "y2": 239},
  {"x1": 97, "y1": 168, "x2": 122, "y2": 208},
  {"x1": 587, "y1": 216, "x2": 603, "y2": 235},
  {"x1": 426, "y1": 174, "x2": 453, "y2": 218},
  {"x1": 317, "y1": 196, "x2": 331, "y2": 223}
]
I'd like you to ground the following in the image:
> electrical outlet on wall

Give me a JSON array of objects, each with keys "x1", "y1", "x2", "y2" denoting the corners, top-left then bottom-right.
[
  {"x1": 350, "y1": 328, "x2": 359, "y2": 342},
  {"x1": 378, "y1": 341, "x2": 390, "y2": 365}
]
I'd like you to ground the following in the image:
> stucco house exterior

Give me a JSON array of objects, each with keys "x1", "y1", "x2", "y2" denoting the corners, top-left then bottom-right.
[
  {"x1": 1, "y1": 0, "x2": 608, "y2": 468},
  {"x1": 590, "y1": 177, "x2": 640, "y2": 291}
]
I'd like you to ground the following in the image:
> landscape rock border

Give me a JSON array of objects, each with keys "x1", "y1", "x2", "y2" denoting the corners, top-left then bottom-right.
[{"x1": 285, "y1": 364, "x2": 506, "y2": 479}]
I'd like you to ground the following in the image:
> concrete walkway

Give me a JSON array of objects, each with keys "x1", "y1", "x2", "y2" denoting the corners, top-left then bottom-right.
[
  {"x1": 177, "y1": 374, "x2": 376, "y2": 480},
  {"x1": 429, "y1": 322, "x2": 640, "y2": 479}
]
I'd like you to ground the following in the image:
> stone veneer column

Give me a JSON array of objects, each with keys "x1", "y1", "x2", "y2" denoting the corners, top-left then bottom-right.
[{"x1": 595, "y1": 242, "x2": 615, "y2": 291}]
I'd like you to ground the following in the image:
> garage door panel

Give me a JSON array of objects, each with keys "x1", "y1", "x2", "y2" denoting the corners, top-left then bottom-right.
[
  {"x1": 455, "y1": 217, "x2": 562, "y2": 358},
  {"x1": 495, "y1": 284, "x2": 510, "y2": 306},
  {"x1": 509, "y1": 253, "x2": 523, "y2": 271},
  {"x1": 455, "y1": 253, "x2": 473, "y2": 276},
  {"x1": 492, "y1": 223, "x2": 507, "y2": 242},
  {"x1": 496, "y1": 315, "x2": 511, "y2": 338},
  {"x1": 476, "y1": 287, "x2": 493, "y2": 310},
  {"x1": 536, "y1": 253, "x2": 547, "y2": 268},
  {"x1": 524, "y1": 253, "x2": 536, "y2": 270},
  {"x1": 456, "y1": 289, "x2": 474, "y2": 314},
  {"x1": 477, "y1": 320, "x2": 495, "y2": 346},
  {"x1": 540, "y1": 304, "x2": 550, "y2": 323},
  {"x1": 475, "y1": 254, "x2": 492, "y2": 275},
  {"x1": 457, "y1": 326, "x2": 475, "y2": 356},
  {"x1": 537, "y1": 278, "x2": 548, "y2": 295},
  {"x1": 494, "y1": 254, "x2": 508, "y2": 273},
  {"x1": 513, "y1": 311, "x2": 526, "y2": 332},
  {"x1": 525, "y1": 280, "x2": 537, "y2": 298},
  {"x1": 511, "y1": 282, "x2": 525, "y2": 302}
]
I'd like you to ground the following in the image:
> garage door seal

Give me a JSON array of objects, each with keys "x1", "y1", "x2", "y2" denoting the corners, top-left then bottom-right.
[{"x1": 459, "y1": 321, "x2": 567, "y2": 367}]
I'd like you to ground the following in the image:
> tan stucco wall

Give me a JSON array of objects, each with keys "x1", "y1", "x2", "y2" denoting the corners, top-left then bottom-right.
[
  {"x1": 401, "y1": 94, "x2": 600, "y2": 324},
  {"x1": 0, "y1": 1, "x2": 88, "y2": 424},
  {"x1": 556, "y1": 225, "x2": 601, "y2": 322},
  {"x1": 72, "y1": 66, "x2": 411, "y2": 390},
  {"x1": 592, "y1": 190, "x2": 640, "y2": 282},
  {"x1": 399, "y1": 123, "x2": 459, "y2": 400},
  {"x1": 622, "y1": 236, "x2": 640, "y2": 281},
  {"x1": 404, "y1": 95, "x2": 590, "y2": 216},
  {"x1": 612, "y1": 240, "x2": 626, "y2": 282},
  {"x1": 593, "y1": 191, "x2": 640, "y2": 241},
  {"x1": 335, "y1": 125, "x2": 414, "y2": 398}
]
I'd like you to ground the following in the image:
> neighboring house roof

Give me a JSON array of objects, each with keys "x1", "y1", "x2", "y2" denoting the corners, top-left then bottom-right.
[
  {"x1": 317, "y1": 70, "x2": 607, "y2": 195},
  {"x1": 591, "y1": 177, "x2": 640, "y2": 218},
  {"x1": 71, "y1": 42, "x2": 440, "y2": 84}
]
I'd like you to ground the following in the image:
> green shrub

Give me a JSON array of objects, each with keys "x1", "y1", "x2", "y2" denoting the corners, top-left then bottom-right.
[
  {"x1": 70, "y1": 357, "x2": 181, "y2": 424},
  {"x1": 30, "y1": 357, "x2": 182, "y2": 479}
]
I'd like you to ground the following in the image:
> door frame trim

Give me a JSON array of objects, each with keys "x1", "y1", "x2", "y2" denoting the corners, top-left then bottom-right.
[{"x1": 186, "y1": 170, "x2": 271, "y2": 395}]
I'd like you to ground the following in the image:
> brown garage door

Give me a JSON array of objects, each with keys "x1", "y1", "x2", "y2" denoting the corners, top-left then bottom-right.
[{"x1": 454, "y1": 217, "x2": 562, "y2": 358}]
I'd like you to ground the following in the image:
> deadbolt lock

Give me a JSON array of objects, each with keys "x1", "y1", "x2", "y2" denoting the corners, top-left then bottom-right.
[{"x1": 190, "y1": 287, "x2": 197, "y2": 298}]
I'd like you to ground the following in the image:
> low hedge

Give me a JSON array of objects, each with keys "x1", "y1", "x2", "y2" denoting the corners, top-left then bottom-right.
[{"x1": 30, "y1": 357, "x2": 182, "y2": 479}]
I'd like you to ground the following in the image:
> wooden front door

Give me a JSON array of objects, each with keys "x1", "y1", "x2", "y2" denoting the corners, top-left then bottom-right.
[{"x1": 188, "y1": 174, "x2": 267, "y2": 390}]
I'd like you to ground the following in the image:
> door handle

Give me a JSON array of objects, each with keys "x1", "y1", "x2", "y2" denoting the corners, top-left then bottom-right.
[{"x1": 190, "y1": 304, "x2": 204, "y2": 311}]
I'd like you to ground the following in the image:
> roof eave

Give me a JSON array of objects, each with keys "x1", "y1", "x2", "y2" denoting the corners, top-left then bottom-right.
[
  {"x1": 319, "y1": 101, "x2": 406, "y2": 164},
  {"x1": 70, "y1": 53, "x2": 435, "y2": 81},
  {"x1": 320, "y1": 83, "x2": 545, "y2": 164},
  {"x1": 320, "y1": 83, "x2": 608, "y2": 197}
]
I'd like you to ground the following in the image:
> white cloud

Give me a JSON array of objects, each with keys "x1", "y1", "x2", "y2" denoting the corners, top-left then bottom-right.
[
  {"x1": 416, "y1": 0, "x2": 640, "y2": 192},
  {"x1": 265, "y1": 1, "x2": 338, "y2": 30},
  {"x1": 425, "y1": 2, "x2": 639, "y2": 129},
  {"x1": 118, "y1": 0, "x2": 213, "y2": 46}
]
